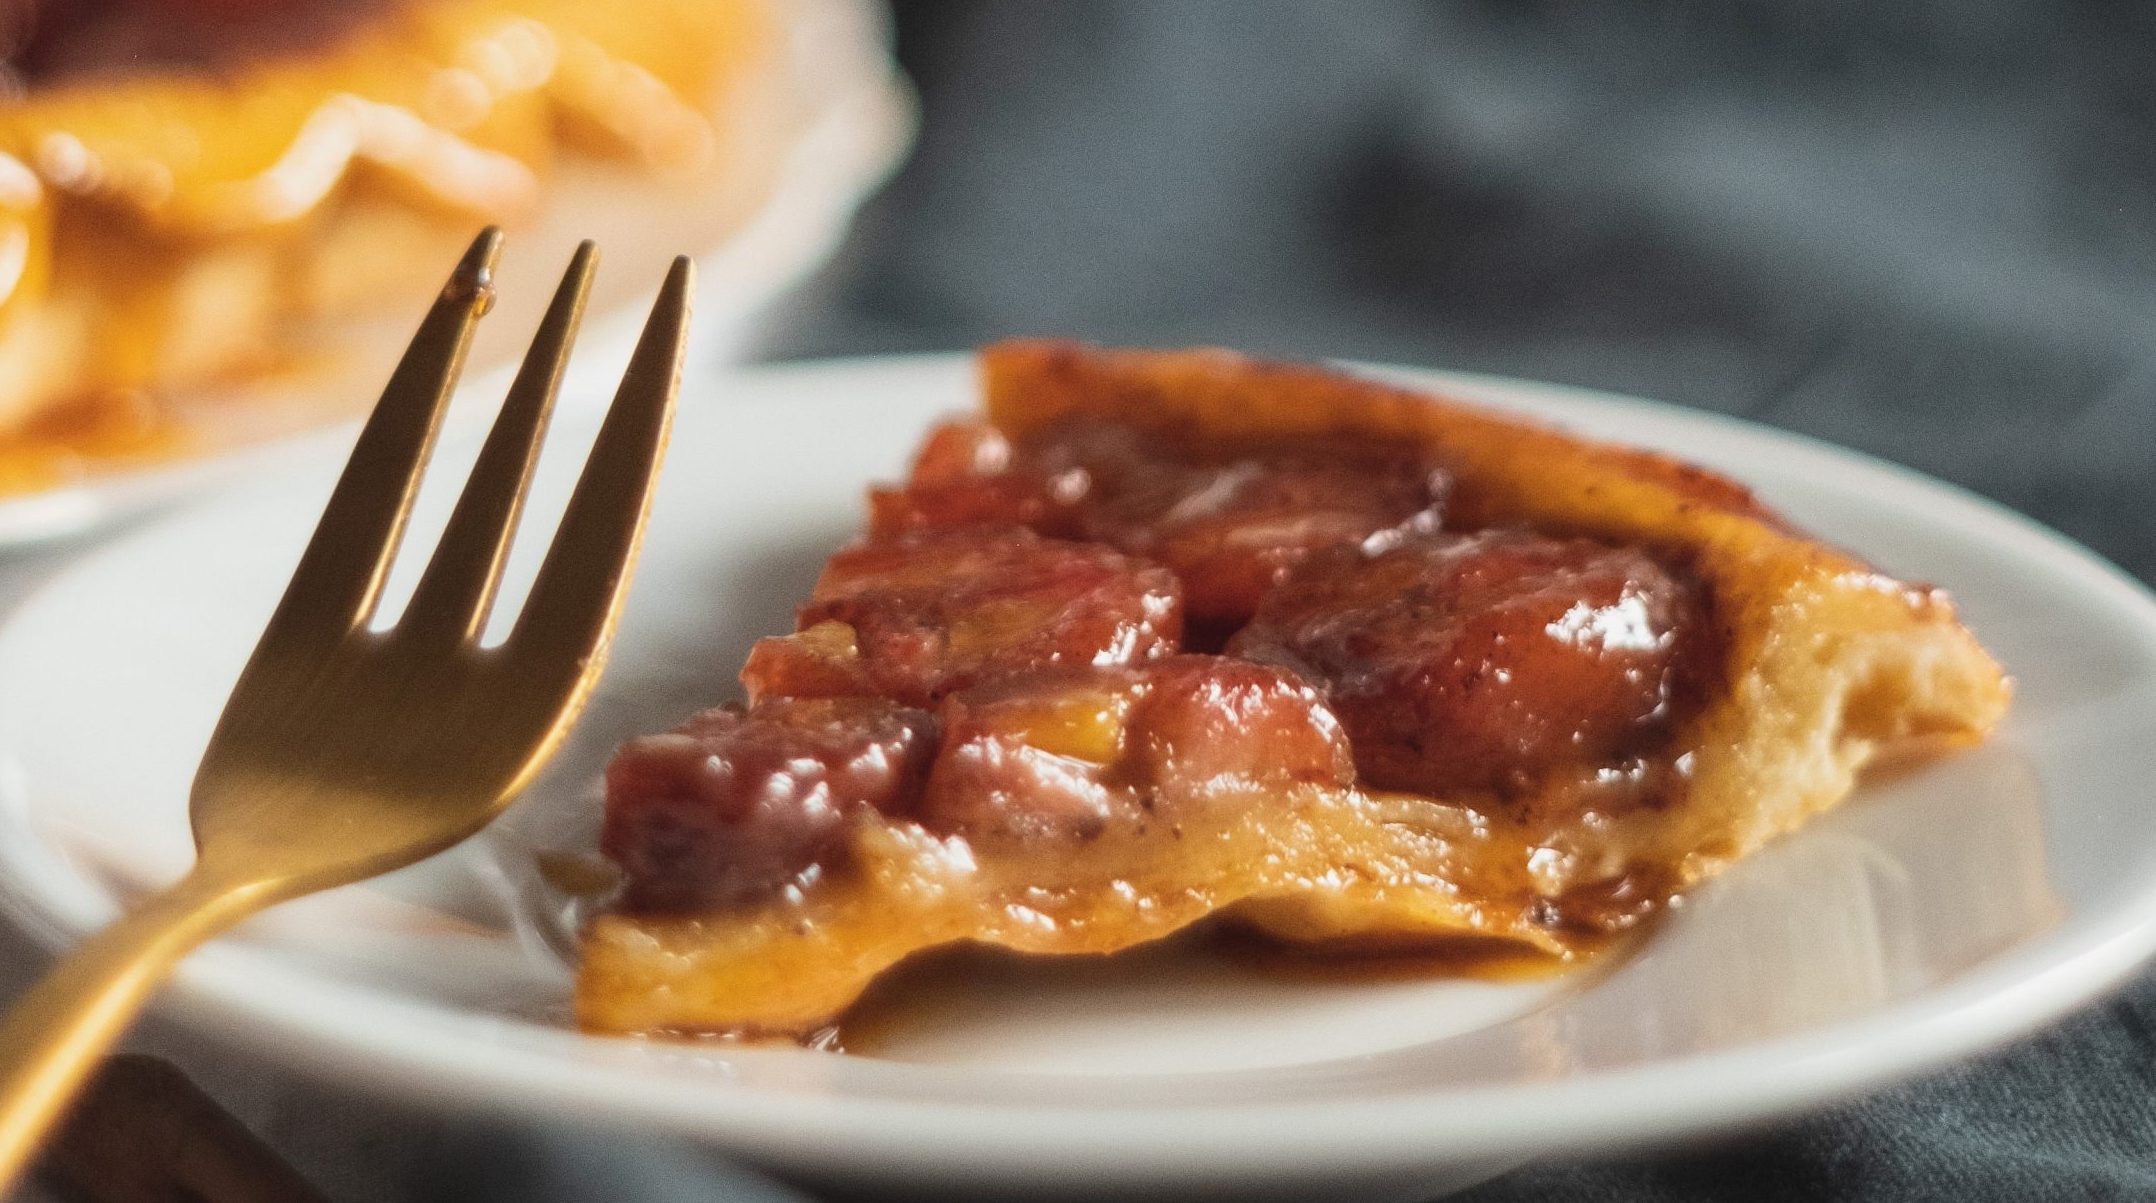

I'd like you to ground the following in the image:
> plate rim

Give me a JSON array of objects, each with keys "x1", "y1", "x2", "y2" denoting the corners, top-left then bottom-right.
[{"x1": 2, "y1": 352, "x2": 2153, "y2": 1184}]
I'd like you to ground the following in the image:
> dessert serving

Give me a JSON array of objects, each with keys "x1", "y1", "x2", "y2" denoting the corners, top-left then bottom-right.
[
  {"x1": 577, "y1": 340, "x2": 2011, "y2": 1038},
  {"x1": 0, "y1": 0, "x2": 792, "y2": 492}
]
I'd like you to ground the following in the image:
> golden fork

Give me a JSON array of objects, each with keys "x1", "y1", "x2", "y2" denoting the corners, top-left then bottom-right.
[{"x1": 0, "y1": 228, "x2": 690, "y2": 1189}]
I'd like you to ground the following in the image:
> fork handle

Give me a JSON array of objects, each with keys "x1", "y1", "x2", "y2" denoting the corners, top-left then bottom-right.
[{"x1": 0, "y1": 870, "x2": 268, "y2": 1192}]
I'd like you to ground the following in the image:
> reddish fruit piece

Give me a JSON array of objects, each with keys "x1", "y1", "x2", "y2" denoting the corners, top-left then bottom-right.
[
  {"x1": 1015, "y1": 418, "x2": 1448, "y2": 625},
  {"x1": 1123, "y1": 655, "x2": 1357, "y2": 803},
  {"x1": 868, "y1": 418, "x2": 1447, "y2": 626},
  {"x1": 918, "y1": 656, "x2": 1355, "y2": 842},
  {"x1": 1076, "y1": 450, "x2": 1447, "y2": 626},
  {"x1": 915, "y1": 667, "x2": 1142, "y2": 843},
  {"x1": 1230, "y1": 531, "x2": 1697, "y2": 794},
  {"x1": 742, "y1": 527, "x2": 1183, "y2": 708},
  {"x1": 911, "y1": 417, "x2": 1017, "y2": 485},
  {"x1": 602, "y1": 697, "x2": 938, "y2": 913},
  {"x1": 868, "y1": 421, "x2": 1089, "y2": 538}
]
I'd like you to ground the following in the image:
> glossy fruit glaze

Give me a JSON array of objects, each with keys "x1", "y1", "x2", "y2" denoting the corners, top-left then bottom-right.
[
  {"x1": 606, "y1": 412, "x2": 1708, "y2": 941},
  {"x1": 1231, "y1": 530, "x2": 1697, "y2": 796},
  {"x1": 872, "y1": 418, "x2": 1449, "y2": 629},
  {"x1": 740, "y1": 526, "x2": 1183, "y2": 708},
  {"x1": 607, "y1": 654, "x2": 1359, "y2": 918}
]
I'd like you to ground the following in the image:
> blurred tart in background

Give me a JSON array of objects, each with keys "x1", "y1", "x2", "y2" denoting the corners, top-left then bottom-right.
[{"x1": 0, "y1": 0, "x2": 872, "y2": 497}]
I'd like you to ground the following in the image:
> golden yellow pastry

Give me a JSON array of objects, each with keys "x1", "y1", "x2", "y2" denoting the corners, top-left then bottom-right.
[{"x1": 0, "y1": 0, "x2": 782, "y2": 485}]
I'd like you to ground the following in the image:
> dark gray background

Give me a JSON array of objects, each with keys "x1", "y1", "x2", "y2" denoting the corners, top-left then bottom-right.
[{"x1": 749, "y1": 2, "x2": 2156, "y2": 1199}]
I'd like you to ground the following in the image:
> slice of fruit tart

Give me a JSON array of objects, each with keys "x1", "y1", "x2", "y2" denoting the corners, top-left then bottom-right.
[{"x1": 578, "y1": 341, "x2": 2011, "y2": 1038}]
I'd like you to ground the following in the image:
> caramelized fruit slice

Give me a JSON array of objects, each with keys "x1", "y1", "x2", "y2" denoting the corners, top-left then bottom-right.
[
  {"x1": 867, "y1": 420, "x2": 1088, "y2": 538},
  {"x1": 1068, "y1": 438, "x2": 1447, "y2": 628},
  {"x1": 919, "y1": 656, "x2": 1356, "y2": 845},
  {"x1": 602, "y1": 696, "x2": 938, "y2": 913},
  {"x1": 869, "y1": 417, "x2": 1448, "y2": 627},
  {"x1": 741, "y1": 527, "x2": 1183, "y2": 707},
  {"x1": 1231, "y1": 530, "x2": 1698, "y2": 795}
]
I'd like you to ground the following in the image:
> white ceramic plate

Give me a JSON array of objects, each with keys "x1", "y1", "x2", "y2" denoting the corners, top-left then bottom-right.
[
  {"x1": 0, "y1": 0, "x2": 913, "y2": 549},
  {"x1": 0, "y1": 354, "x2": 2150, "y2": 1200}
]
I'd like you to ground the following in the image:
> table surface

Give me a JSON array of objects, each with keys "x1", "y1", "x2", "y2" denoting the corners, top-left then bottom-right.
[{"x1": 9, "y1": 3, "x2": 2156, "y2": 1200}]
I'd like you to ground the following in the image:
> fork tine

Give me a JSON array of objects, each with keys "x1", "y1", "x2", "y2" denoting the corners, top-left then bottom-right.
[
  {"x1": 401, "y1": 241, "x2": 598, "y2": 645},
  {"x1": 506, "y1": 256, "x2": 690, "y2": 664},
  {"x1": 259, "y1": 228, "x2": 502, "y2": 645}
]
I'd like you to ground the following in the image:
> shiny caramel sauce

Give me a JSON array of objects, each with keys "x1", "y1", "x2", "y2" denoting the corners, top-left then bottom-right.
[{"x1": 534, "y1": 849, "x2": 621, "y2": 901}]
